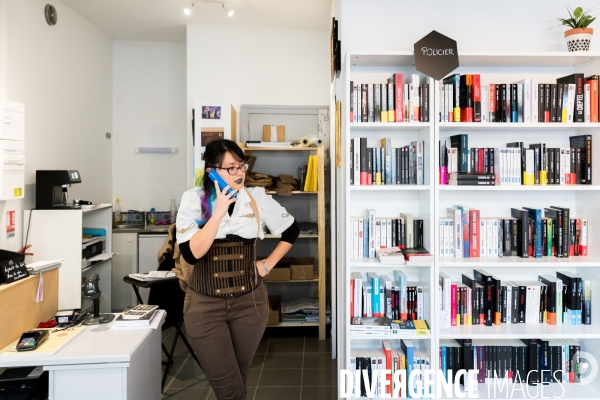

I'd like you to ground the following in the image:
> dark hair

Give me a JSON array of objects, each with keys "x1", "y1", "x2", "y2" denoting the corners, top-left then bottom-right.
[{"x1": 198, "y1": 140, "x2": 245, "y2": 225}]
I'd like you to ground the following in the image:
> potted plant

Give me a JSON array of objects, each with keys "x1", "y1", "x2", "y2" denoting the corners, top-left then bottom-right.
[{"x1": 557, "y1": 6, "x2": 597, "y2": 51}]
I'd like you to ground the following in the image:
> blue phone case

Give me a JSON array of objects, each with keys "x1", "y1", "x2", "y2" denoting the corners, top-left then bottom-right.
[{"x1": 208, "y1": 169, "x2": 237, "y2": 198}]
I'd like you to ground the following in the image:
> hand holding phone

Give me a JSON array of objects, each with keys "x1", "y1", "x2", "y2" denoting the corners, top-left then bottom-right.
[{"x1": 208, "y1": 169, "x2": 238, "y2": 198}]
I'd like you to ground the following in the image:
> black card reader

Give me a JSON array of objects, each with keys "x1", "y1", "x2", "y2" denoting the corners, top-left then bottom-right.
[{"x1": 16, "y1": 330, "x2": 49, "y2": 352}]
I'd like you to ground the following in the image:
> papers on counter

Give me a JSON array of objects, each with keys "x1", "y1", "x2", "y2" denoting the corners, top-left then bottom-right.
[{"x1": 128, "y1": 271, "x2": 176, "y2": 281}]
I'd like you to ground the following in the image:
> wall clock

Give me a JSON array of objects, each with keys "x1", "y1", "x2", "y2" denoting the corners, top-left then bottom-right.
[{"x1": 45, "y1": 4, "x2": 57, "y2": 26}]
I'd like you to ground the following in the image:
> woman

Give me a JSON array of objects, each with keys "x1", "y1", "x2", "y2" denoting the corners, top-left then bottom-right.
[{"x1": 176, "y1": 139, "x2": 299, "y2": 400}]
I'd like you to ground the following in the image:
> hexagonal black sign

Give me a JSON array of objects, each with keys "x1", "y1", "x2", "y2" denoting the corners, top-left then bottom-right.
[{"x1": 414, "y1": 31, "x2": 459, "y2": 81}]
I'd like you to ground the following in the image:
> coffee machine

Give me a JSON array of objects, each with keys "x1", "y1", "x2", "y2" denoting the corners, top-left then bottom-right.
[{"x1": 35, "y1": 170, "x2": 82, "y2": 209}]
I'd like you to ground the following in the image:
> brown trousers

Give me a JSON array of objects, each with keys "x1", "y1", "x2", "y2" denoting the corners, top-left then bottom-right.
[{"x1": 183, "y1": 281, "x2": 269, "y2": 400}]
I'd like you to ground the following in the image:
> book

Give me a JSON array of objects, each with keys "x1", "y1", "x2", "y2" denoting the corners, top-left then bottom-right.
[
  {"x1": 401, "y1": 247, "x2": 433, "y2": 262},
  {"x1": 376, "y1": 247, "x2": 406, "y2": 264},
  {"x1": 557, "y1": 73, "x2": 584, "y2": 122},
  {"x1": 390, "y1": 319, "x2": 430, "y2": 335},
  {"x1": 114, "y1": 309, "x2": 160, "y2": 327},
  {"x1": 121, "y1": 304, "x2": 159, "y2": 320}
]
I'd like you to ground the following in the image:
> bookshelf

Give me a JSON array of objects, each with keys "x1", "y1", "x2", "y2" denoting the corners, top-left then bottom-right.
[
  {"x1": 240, "y1": 144, "x2": 327, "y2": 339},
  {"x1": 433, "y1": 52, "x2": 600, "y2": 399},
  {"x1": 340, "y1": 50, "x2": 436, "y2": 397},
  {"x1": 338, "y1": 51, "x2": 600, "y2": 399}
]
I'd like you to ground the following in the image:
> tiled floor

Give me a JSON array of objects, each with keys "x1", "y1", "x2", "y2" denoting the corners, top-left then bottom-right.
[{"x1": 161, "y1": 326, "x2": 337, "y2": 400}]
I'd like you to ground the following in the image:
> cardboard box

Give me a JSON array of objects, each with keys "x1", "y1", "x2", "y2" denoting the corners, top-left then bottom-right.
[
  {"x1": 262, "y1": 125, "x2": 285, "y2": 142},
  {"x1": 0, "y1": 269, "x2": 59, "y2": 349},
  {"x1": 267, "y1": 295, "x2": 281, "y2": 326},
  {"x1": 291, "y1": 257, "x2": 315, "y2": 280},
  {"x1": 262, "y1": 257, "x2": 290, "y2": 281}
]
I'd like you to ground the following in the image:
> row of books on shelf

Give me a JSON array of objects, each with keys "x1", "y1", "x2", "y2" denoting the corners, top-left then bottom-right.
[
  {"x1": 350, "y1": 270, "x2": 424, "y2": 322},
  {"x1": 350, "y1": 339, "x2": 428, "y2": 398},
  {"x1": 349, "y1": 74, "x2": 430, "y2": 123},
  {"x1": 442, "y1": 205, "x2": 587, "y2": 259},
  {"x1": 350, "y1": 138, "x2": 425, "y2": 185},
  {"x1": 439, "y1": 73, "x2": 596, "y2": 123},
  {"x1": 439, "y1": 269, "x2": 591, "y2": 328},
  {"x1": 440, "y1": 338, "x2": 582, "y2": 387},
  {"x1": 439, "y1": 134, "x2": 592, "y2": 186},
  {"x1": 349, "y1": 211, "x2": 425, "y2": 259},
  {"x1": 350, "y1": 317, "x2": 430, "y2": 336}
]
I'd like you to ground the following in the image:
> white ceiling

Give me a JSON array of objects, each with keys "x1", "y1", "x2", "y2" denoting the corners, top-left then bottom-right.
[{"x1": 60, "y1": 0, "x2": 332, "y2": 42}]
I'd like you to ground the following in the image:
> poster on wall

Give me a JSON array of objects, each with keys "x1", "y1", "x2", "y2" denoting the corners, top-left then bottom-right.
[
  {"x1": 193, "y1": 100, "x2": 233, "y2": 188},
  {"x1": 6, "y1": 211, "x2": 15, "y2": 239}
]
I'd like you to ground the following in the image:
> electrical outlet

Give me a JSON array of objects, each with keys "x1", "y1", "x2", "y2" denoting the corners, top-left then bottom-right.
[
  {"x1": 309, "y1": 282, "x2": 318, "y2": 297},
  {"x1": 106, "y1": 132, "x2": 111, "y2": 139}
]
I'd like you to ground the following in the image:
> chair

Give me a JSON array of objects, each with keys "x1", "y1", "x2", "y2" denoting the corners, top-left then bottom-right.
[{"x1": 123, "y1": 230, "x2": 201, "y2": 391}]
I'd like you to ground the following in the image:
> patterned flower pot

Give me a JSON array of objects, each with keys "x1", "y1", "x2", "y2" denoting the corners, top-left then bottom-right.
[{"x1": 565, "y1": 27, "x2": 593, "y2": 52}]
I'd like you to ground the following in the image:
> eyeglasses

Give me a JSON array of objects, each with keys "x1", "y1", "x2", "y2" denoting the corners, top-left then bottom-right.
[{"x1": 214, "y1": 163, "x2": 249, "y2": 175}]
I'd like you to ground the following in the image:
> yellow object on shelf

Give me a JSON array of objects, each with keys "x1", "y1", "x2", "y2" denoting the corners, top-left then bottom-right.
[{"x1": 303, "y1": 155, "x2": 318, "y2": 192}]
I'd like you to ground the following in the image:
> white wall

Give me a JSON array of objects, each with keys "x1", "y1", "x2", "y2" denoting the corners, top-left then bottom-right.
[
  {"x1": 2, "y1": 0, "x2": 112, "y2": 251},
  {"x1": 113, "y1": 41, "x2": 187, "y2": 212},
  {"x1": 186, "y1": 24, "x2": 330, "y2": 185},
  {"x1": 340, "y1": 0, "x2": 599, "y2": 53}
]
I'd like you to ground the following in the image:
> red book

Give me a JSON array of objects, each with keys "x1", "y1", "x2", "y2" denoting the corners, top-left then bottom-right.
[
  {"x1": 478, "y1": 148, "x2": 484, "y2": 173},
  {"x1": 382, "y1": 341, "x2": 392, "y2": 395},
  {"x1": 473, "y1": 74, "x2": 481, "y2": 122},
  {"x1": 394, "y1": 73, "x2": 404, "y2": 122},
  {"x1": 586, "y1": 79, "x2": 599, "y2": 122},
  {"x1": 451, "y1": 283, "x2": 457, "y2": 326},
  {"x1": 350, "y1": 279, "x2": 354, "y2": 318},
  {"x1": 489, "y1": 84, "x2": 497, "y2": 122},
  {"x1": 469, "y1": 209, "x2": 480, "y2": 257}
]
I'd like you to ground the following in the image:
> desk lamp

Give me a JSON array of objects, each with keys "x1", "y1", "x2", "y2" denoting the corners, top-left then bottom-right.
[{"x1": 82, "y1": 274, "x2": 114, "y2": 325}]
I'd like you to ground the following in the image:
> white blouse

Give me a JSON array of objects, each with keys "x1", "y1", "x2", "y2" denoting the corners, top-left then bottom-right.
[{"x1": 176, "y1": 186, "x2": 295, "y2": 244}]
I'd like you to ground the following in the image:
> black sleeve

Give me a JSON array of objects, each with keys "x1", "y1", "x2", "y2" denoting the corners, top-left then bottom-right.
[
  {"x1": 179, "y1": 240, "x2": 201, "y2": 265},
  {"x1": 279, "y1": 220, "x2": 300, "y2": 245}
]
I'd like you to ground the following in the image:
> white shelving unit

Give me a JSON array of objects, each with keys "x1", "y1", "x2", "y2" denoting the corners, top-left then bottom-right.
[
  {"x1": 24, "y1": 204, "x2": 113, "y2": 313},
  {"x1": 339, "y1": 50, "x2": 436, "y2": 396},
  {"x1": 338, "y1": 51, "x2": 600, "y2": 399},
  {"x1": 432, "y1": 51, "x2": 600, "y2": 400}
]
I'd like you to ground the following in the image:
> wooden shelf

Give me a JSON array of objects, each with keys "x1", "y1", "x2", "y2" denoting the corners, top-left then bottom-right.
[
  {"x1": 263, "y1": 233, "x2": 318, "y2": 239},
  {"x1": 239, "y1": 143, "x2": 318, "y2": 151},
  {"x1": 265, "y1": 191, "x2": 317, "y2": 195}
]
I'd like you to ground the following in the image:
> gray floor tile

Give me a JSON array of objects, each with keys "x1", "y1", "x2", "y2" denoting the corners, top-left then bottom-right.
[
  {"x1": 266, "y1": 339, "x2": 304, "y2": 353},
  {"x1": 251, "y1": 352, "x2": 266, "y2": 369},
  {"x1": 258, "y1": 368, "x2": 303, "y2": 387},
  {"x1": 256, "y1": 337, "x2": 270, "y2": 354},
  {"x1": 301, "y1": 368, "x2": 337, "y2": 387},
  {"x1": 205, "y1": 387, "x2": 256, "y2": 400},
  {"x1": 162, "y1": 386, "x2": 212, "y2": 400},
  {"x1": 301, "y1": 385, "x2": 338, "y2": 400},
  {"x1": 303, "y1": 352, "x2": 337, "y2": 369},
  {"x1": 262, "y1": 353, "x2": 303, "y2": 369},
  {"x1": 254, "y1": 386, "x2": 301, "y2": 400},
  {"x1": 246, "y1": 369, "x2": 261, "y2": 387},
  {"x1": 165, "y1": 369, "x2": 211, "y2": 389},
  {"x1": 304, "y1": 339, "x2": 332, "y2": 353}
]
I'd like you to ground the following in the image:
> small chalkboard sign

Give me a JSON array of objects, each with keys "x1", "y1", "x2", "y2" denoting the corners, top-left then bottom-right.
[
  {"x1": 0, "y1": 250, "x2": 28, "y2": 284},
  {"x1": 414, "y1": 30, "x2": 459, "y2": 81}
]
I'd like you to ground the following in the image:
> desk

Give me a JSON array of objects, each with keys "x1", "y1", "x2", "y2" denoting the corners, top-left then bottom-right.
[{"x1": 0, "y1": 311, "x2": 165, "y2": 400}]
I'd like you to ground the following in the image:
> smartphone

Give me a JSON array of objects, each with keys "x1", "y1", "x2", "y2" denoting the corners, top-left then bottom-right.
[{"x1": 208, "y1": 169, "x2": 237, "y2": 198}]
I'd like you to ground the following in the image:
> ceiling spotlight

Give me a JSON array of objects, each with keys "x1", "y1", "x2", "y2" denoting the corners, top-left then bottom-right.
[
  {"x1": 184, "y1": 8, "x2": 191, "y2": 15},
  {"x1": 222, "y1": 3, "x2": 234, "y2": 17}
]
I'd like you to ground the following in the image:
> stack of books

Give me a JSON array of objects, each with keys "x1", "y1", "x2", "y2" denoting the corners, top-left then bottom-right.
[{"x1": 113, "y1": 305, "x2": 159, "y2": 328}]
